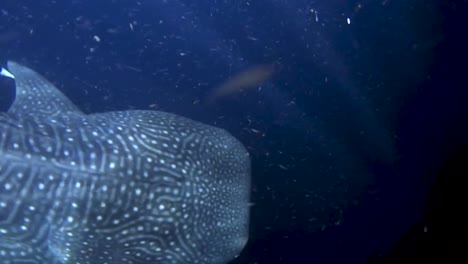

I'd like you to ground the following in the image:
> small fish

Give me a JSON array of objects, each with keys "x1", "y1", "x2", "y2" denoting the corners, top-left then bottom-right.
[{"x1": 206, "y1": 64, "x2": 276, "y2": 103}]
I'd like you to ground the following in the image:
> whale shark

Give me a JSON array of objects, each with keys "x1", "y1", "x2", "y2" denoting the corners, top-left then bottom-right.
[{"x1": 0, "y1": 62, "x2": 251, "y2": 264}]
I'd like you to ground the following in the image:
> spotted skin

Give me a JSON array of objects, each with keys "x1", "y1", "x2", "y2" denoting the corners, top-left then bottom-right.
[{"x1": 0, "y1": 62, "x2": 251, "y2": 264}]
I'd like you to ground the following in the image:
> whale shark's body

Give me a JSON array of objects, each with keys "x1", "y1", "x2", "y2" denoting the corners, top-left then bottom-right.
[{"x1": 0, "y1": 62, "x2": 250, "y2": 264}]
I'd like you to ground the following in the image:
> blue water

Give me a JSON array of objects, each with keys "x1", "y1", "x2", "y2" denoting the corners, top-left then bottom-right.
[{"x1": 1, "y1": 0, "x2": 463, "y2": 263}]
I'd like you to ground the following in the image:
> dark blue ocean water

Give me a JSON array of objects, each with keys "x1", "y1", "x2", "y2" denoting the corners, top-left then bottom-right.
[{"x1": 1, "y1": 0, "x2": 466, "y2": 263}]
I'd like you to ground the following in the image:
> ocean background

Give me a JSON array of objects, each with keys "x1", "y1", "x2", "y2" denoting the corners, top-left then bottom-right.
[{"x1": 1, "y1": 0, "x2": 466, "y2": 263}]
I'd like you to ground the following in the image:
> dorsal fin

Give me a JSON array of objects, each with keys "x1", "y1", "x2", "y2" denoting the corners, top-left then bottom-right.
[{"x1": 7, "y1": 61, "x2": 83, "y2": 118}]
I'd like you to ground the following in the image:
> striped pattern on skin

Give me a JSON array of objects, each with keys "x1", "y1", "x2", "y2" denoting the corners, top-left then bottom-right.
[{"x1": 0, "y1": 62, "x2": 251, "y2": 264}]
